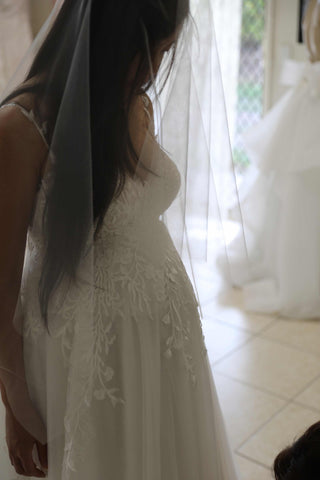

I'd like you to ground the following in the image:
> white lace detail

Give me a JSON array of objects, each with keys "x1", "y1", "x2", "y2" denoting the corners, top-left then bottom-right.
[
  {"x1": 162, "y1": 244, "x2": 208, "y2": 387},
  {"x1": 18, "y1": 99, "x2": 208, "y2": 476}
]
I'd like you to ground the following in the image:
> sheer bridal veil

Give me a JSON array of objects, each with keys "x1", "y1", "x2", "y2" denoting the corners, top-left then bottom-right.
[{"x1": 0, "y1": 0, "x2": 246, "y2": 478}]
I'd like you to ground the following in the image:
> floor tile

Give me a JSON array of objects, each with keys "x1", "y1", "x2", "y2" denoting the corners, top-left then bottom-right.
[
  {"x1": 262, "y1": 318, "x2": 320, "y2": 357},
  {"x1": 235, "y1": 454, "x2": 273, "y2": 480},
  {"x1": 203, "y1": 285, "x2": 277, "y2": 333},
  {"x1": 238, "y1": 403, "x2": 320, "y2": 468},
  {"x1": 215, "y1": 286, "x2": 244, "y2": 309},
  {"x1": 295, "y1": 376, "x2": 320, "y2": 411},
  {"x1": 204, "y1": 300, "x2": 276, "y2": 334},
  {"x1": 202, "y1": 319, "x2": 251, "y2": 364},
  {"x1": 214, "y1": 373, "x2": 286, "y2": 448},
  {"x1": 214, "y1": 337, "x2": 320, "y2": 399}
]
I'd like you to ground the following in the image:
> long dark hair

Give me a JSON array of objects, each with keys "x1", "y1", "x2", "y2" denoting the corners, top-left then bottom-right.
[
  {"x1": 273, "y1": 421, "x2": 320, "y2": 480},
  {"x1": 0, "y1": 0, "x2": 189, "y2": 331}
]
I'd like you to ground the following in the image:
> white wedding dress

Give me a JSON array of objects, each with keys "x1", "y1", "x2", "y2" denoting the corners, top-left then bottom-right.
[
  {"x1": 0, "y1": 99, "x2": 238, "y2": 479},
  {"x1": 218, "y1": 59, "x2": 320, "y2": 318}
]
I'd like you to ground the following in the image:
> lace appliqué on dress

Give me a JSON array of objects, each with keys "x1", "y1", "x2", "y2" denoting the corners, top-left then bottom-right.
[
  {"x1": 17, "y1": 95, "x2": 209, "y2": 477},
  {"x1": 161, "y1": 242, "x2": 208, "y2": 387}
]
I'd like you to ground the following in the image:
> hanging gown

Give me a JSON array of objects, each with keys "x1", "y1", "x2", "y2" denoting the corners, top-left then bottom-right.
[
  {"x1": 0, "y1": 99, "x2": 238, "y2": 480},
  {"x1": 218, "y1": 59, "x2": 320, "y2": 319}
]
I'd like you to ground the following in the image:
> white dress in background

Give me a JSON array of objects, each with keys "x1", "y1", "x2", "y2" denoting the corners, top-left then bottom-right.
[
  {"x1": 219, "y1": 60, "x2": 320, "y2": 319},
  {"x1": 0, "y1": 99, "x2": 238, "y2": 479}
]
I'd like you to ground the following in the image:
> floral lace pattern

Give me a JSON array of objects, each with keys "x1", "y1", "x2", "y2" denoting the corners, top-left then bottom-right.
[
  {"x1": 8, "y1": 99, "x2": 209, "y2": 477},
  {"x1": 161, "y1": 243, "x2": 208, "y2": 387}
]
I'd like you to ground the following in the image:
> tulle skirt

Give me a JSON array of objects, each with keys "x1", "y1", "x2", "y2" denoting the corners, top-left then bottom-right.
[
  {"x1": 1, "y1": 226, "x2": 239, "y2": 479},
  {"x1": 21, "y1": 302, "x2": 238, "y2": 479}
]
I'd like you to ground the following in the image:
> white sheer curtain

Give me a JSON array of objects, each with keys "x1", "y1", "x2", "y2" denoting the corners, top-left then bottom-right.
[
  {"x1": 0, "y1": 0, "x2": 32, "y2": 93},
  {"x1": 212, "y1": 0, "x2": 242, "y2": 148},
  {"x1": 162, "y1": 0, "x2": 246, "y2": 302}
]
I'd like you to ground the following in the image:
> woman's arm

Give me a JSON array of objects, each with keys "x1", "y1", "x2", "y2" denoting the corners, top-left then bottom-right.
[
  {"x1": 0, "y1": 377, "x2": 10, "y2": 408},
  {"x1": 0, "y1": 104, "x2": 47, "y2": 417}
]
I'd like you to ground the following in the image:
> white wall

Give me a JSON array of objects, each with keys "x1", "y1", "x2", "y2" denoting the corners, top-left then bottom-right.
[
  {"x1": 28, "y1": 0, "x2": 53, "y2": 37},
  {"x1": 265, "y1": 0, "x2": 309, "y2": 109},
  {"x1": 0, "y1": 0, "x2": 32, "y2": 92}
]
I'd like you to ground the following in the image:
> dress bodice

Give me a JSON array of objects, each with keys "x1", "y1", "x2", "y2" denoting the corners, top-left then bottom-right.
[
  {"x1": 0, "y1": 100, "x2": 191, "y2": 330},
  {"x1": 0, "y1": 98, "x2": 181, "y2": 237}
]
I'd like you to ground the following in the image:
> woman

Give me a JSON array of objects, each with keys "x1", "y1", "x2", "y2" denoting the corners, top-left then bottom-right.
[{"x1": 0, "y1": 0, "x2": 238, "y2": 478}]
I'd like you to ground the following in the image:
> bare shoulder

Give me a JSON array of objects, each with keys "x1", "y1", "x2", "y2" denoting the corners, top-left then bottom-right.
[
  {"x1": 0, "y1": 105, "x2": 47, "y2": 294},
  {"x1": 0, "y1": 104, "x2": 47, "y2": 179},
  {"x1": 129, "y1": 93, "x2": 154, "y2": 130}
]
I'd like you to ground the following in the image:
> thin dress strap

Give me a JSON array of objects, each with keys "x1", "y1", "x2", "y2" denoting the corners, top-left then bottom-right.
[
  {"x1": 141, "y1": 94, "x2": 151, "y2": 121},
  {"x1": 141, "y1": 94, "x2": 155, "y2": 135},
  {"x1": 0, "y1": 102, "x2": 49, "y2": 150}
]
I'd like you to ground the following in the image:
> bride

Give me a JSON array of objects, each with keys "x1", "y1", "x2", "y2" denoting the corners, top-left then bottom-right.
[{"x1": 0, "y1": 0, "x2": 238, "y2": 478}]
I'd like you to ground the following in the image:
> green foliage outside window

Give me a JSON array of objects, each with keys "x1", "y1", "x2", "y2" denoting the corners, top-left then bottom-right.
[
  {"x1": 232, "y1": 0, "x2": 265, "y2": 171},
  {"x1": 241, "y1": 0, "x2": 265, "y2": 44}
]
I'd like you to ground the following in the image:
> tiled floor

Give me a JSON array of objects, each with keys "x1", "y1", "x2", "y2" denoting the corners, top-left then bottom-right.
[{"x1": 203, "y1": 287, "x2": 320, "y2": 480}]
